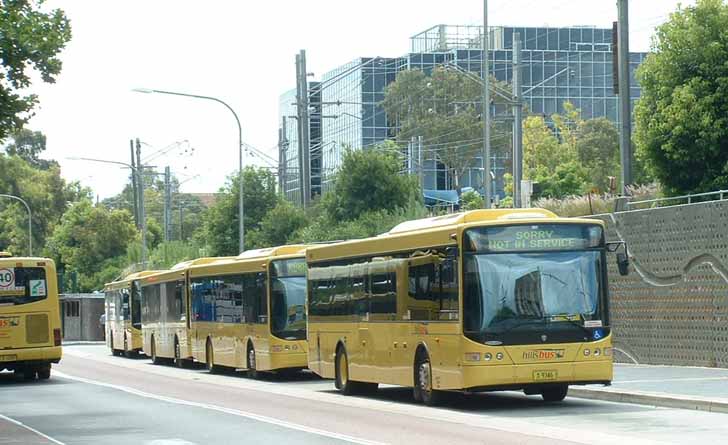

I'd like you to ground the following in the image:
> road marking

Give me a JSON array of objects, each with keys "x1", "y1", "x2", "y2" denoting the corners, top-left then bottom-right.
[
  {"x1": 54, "y1": 371, "x2": 384, "y2": 445},
  {"x1": 0, "y1": 413, "x2": 66, "y2": 445},
  {"x1": 618, "y1": 377, "x2": 728, "y2": 384}
]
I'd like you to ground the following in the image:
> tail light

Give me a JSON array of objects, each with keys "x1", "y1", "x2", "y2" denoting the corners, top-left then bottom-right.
[{"x1": 54, "y1": 328, "x2": 62, "y2": 346}]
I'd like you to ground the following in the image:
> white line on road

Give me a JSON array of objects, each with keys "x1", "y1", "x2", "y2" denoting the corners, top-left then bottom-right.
[
  {"x1": 54, "y1": 371, "x2": 385, "y2": 445},
  {"x1": 0, "y1": 413, "x2": 66, "y2": 445}
]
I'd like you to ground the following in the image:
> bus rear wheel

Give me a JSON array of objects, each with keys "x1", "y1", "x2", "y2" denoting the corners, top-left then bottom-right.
[
  {"x1": 151, "y1": 337, "x2": 162, "y2": 365},
  {"x1": 247, "y1": 344, "x2": 258, "y2": 379},
  {"x1": 37, "y1": 364, "x2": 51, "y2": 380},
  {"x1": 541, "y1": 385, "x2": 568, "y2": 402},
  {"x1": 174, "y1": 338, "x2": 189, "y2": 368},
  {"x1": 415, "y1": 353, "x2": 442, "y2": 406},
  {"x1": 206, "y1": 340, "x2": 220, "y2": 374}
]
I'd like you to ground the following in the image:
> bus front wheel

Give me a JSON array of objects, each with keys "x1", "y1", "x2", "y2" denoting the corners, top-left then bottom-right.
[
  {"x1": 415, "y1": 353, "x2": 442, "y2": 406},
  {"x1": 335, "y1": 347, "x2": 376, "y2": 395},
  {"x1": 541, "y1": 385, "x2": 568, "y2": 402},
  {"x1": 151, "y1": 337, "x2": 162, "y2": 365},
  {"x1": 174, "y1": 337, "x2": 189, "y2": 368}
]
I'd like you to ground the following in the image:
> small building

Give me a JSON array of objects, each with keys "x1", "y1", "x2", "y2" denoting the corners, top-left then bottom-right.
[{"x1": 59, "y1": 293, "x2": 105, "y2": 341}]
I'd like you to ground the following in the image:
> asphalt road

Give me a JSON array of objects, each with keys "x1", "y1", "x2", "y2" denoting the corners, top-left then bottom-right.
[{"x1": 2, "y1": 345, "x2": 728, "y2": 445}]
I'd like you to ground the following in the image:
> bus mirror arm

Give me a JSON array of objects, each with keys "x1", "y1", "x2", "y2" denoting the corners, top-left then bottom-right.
[{"x1": 606, "y1": 241, "x2": 630, "y2": 276}]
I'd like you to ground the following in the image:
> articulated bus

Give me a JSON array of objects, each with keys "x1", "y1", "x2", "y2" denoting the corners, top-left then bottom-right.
[
  {"x1": 187, "y1": 246, "x2": 310, "y2": 376},
  {"x1": 0, "y1": 252, "x2": 62, "y2": 380},
  {"x1": 139, "y1": 258, "x2": 222, "y2": 367},
  {"x1": 306, "y1": 209, "x2": 628, "y2": 405},
  {"x1": 104, "y1": 271, "x2": 161, "y2": 357}
]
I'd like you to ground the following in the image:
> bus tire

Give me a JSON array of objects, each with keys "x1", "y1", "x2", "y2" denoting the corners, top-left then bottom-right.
[
  {"x1": 206, "y1": 339, "x2": 219, "y2": 374},
  {"x1": 21, "y1": 367, "x2": 36, "y2": 381},
  {"x1": 541, "y1": 385, "x2": 568, "y2": 402},
  {"x1": 247, "y1": 343, "x2": 258, "y2": 379},
  {"x1": 335, "y1": 346, "x2": 376, "y2": 395},
  {"x1": 123, "y1": 335, "x2": 132, "y2": 358},
  {"x1": 151, "y1": 336, "x2": 162, "y2": 365},
  {"x1": 110, "y1": 334, "x2": 119, "y2": 356},
  {"x1": 174, "y1": 337, "x2": 188, "y2": 368},
  {"x1": 37, "y1": 364, "x2": 51, "y2": 380},
  {"x1": 415, "y1": 352, "x2": 442, "y2": 406}
]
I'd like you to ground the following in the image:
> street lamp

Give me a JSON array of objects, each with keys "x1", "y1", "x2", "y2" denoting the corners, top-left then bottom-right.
[
  {"x1": 67, "y1": 156, "x2": 149, "y2": 267},
  {"x1": 0, "y1": 194, "x2": 32, "y2": 255},
  {"x1": 132, "y1": 88, "x2": 245, "y2": 253}
]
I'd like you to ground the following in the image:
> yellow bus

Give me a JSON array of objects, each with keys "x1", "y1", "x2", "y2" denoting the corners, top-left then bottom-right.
[
  {"x1": 104, "y1": 271, "x2": 160, "y2": 357},
  {"x1": 306, "y1": 209, "x2": 628, "y2": 405},
  {"x1": 188, "y1": 246, "x2": 310, "y2": 377},
  {"x1": 139, "y1": 258, "x2": 222, "y2": 367},
  {"x1": 0, "y1": 252, "x2": 62, "y2": 380}
]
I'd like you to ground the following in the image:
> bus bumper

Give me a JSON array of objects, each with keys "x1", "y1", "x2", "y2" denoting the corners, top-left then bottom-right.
[
  {"x1": 0, "y1": 346, "x2": 62, "y2": 370},
  {"x1": 461, "y1": 359, "x2": 612, "y2": 391}
]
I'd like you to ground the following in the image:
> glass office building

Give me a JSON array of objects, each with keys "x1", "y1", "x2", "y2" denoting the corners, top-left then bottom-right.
[{"x1": 280, "y1": 24, "x2": 647, "y2": 197}]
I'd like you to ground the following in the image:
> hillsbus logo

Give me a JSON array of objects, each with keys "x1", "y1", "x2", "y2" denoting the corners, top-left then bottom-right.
[{"x1": 523, "y1": 349, "x2": 565, "y2": 360}]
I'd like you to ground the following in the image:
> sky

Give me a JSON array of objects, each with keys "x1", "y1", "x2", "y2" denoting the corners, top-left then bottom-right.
[{"x1": 26, "y1": 0, "x2": 695, "y2": 200}]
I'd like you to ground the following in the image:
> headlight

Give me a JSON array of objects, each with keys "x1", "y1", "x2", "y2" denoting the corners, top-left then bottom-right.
[
  {"x1": 483, "y1": 353, "x2": 493, "y2": 361},
  {"x1": 603, "y1": 347, "x2": 612, "y2": 356},
  {"x1": 464, "y1": 352, "x2": 481, "y2": 362},
  {"x1": 593, "y1": 348, "x2": 601, "y2": 356},
  {"x1": 495, "y1": 352, "x2": 504, "y2": 360},
  {"x1": 583, "y1": 348, "x2": 591, "y2": 356}
]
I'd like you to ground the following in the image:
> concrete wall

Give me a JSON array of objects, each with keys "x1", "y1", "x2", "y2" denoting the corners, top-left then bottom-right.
[
  {"x1": 593, "y1": 200, "x2": 728, "y2": 368},
  {"x1": 60, "y1": 294, "x2": 104, "y2": 341}
]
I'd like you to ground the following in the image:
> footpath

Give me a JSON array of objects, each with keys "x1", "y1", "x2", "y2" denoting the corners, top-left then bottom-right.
[{"x1": 569, "y1": 363, "x2": 728, "y2": 413}]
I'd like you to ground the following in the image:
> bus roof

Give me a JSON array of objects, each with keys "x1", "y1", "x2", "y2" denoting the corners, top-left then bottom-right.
[
  {"x1": 104, "y1": 270, "x2": 164, "y2": 289},
  {"x1": 236, "y1": 244, "x2": 311, "y2": 260},
  {"x1": 307, "y1": 208, "x2": 603, "y2": 263},
  {"x1": 386, "y1": 208, "x2": 557, "y2": 235},
  {"x1": 170, "y1": 257, "x2": 234, "y2": 270}
]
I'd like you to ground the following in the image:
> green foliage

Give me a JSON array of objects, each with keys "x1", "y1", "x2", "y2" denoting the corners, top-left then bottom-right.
[
  {"x1": 0, "y1": 0, "x2": 72, "y2": 142},
  {"x1": 635, "y1": 0, "x2": 728, "y2": 195},
  {"x1": 382, "y1": 67, "x2": 511, "y2": 189},
  {"x1": 534, "y1": 184, "x2": 662, "y2": 217},
  {"x1": 576, "y1": 118, "x2": 620, "y2": 192},
  {"x1": 532, "y1": 161, "x2": 589, "y2": 199},
  {"x1": 45, "y1": 200, "x2": 138, "y2": 291},
  {"x1": 146, "y1": 241, "x2": 203, "y2": 270},
  {"x1": 0, "y1": 152, "x2": 89, "y2": 255},
  {"x1": 246, "y1": 199, "x2": 308, "y2": 249},
  {"x1": 198, "y1": 166, "x2": 277, "y2": 256},
  {"x1": 323, "y1": 143, "x2": 421, "y2": 221},
  {"x1": 295, "y1": 198, "x2": 428, "y2": 243},
  {"x1": 460, "y1": 190, "x2": 483, "y2": 211},
  {"x1": 5, "y1": 128, "x2": 56, "y2": 170}
]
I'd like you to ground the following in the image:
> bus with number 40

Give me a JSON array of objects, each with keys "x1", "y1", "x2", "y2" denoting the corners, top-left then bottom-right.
[
  {"x1": 0, "y1": 252, "x2": 62, "y2": 380},
  {"x1": 306, "y1": 209, "x2": 629, "y2": 405}
]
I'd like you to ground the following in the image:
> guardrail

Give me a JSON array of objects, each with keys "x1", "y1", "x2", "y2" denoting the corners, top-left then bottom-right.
[{"x1": 626, "y1": 189, "x2": 727, "y2": 210}]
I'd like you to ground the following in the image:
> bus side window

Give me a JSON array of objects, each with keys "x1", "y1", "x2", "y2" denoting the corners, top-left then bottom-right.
[
  {"x1": 370, "y1": 272, "x2": 396, "y2": 315},
  {"x1": 437, "y1": 256, "x2": 459, "y2": 319}
]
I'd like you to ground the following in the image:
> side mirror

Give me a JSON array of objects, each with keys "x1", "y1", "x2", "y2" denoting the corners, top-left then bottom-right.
[{"x1": 616, "y1": 252, "x2": 630, "y2": 276}]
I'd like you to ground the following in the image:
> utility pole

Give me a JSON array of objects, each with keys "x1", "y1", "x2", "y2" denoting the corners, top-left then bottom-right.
[
  {"x1": 179, "y1": 202, "x2": 184, "y2": 241},
  {"x1": 129, "y1": 140, "x2": 139, "y2": 227},
  {"x1": 295, "y1": 50, "x2": 312, "y2": 208},
  {"x1": 164, "y1": 166, "x2": 171, "y2": 242},
  {"x1": 512, "y1": 32, "x2": 524, "y2": 208},
  {"x1": 617, "y1": 0, "x2": 632, "y2": 192},
  {"x1": 278, "y1": 121, "x2": 286, "y2": 194},
  {"x1": 482, "y1": 0, "x2": 492, "y2": 209},
  {"x1": 135, "y1": 138, "x2": 147, "y2": 268},
  {"x1": 418, "y1": 136, "x2": 424, "y2": 191}
]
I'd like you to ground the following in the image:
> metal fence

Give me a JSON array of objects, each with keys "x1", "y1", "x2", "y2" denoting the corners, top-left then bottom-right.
[{"x1": 593, "y1": 199, "x2": 728, "y2": 368}]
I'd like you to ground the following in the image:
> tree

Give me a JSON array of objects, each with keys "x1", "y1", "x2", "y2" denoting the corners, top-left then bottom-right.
[
  {"x1": 0, "y1": 152, "x2": 88, "y2": 254},
  {"x1": 45, "y1": 200, "x2": 137, "y2": 291},
  {"x1": 532, "y1": 161, "x2": 589, "y2": 199},
  {"x1": 322, "y1": 142, "x2": 420, "y2": 221},
  {"x1": 460, "y1": 190, "x2": 484, "y2": 210},
  {"x1": 576, "y1": 118, "x2": 620, "y2": 192},
  {"x1": 0, "y1": 1, "x2": 72, "y2": 142},
  {"x1": 635, "y1": 0, "x2": 728, "y2": 195},
  {"x1": 246, "y1": 199, "x2": 308, "y2": 249},
  {"x1": 198, "y1": 166, "x2": 277, "y2": 256},
  {"x1": 5, "y1": 128, "x2": 57, "y2": 169},
  {"x1": 383, "y1": 67, "x2": 511, "y2": 191}
]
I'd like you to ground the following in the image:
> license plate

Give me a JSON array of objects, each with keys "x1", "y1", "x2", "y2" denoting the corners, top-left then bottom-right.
[
  {"x1": 0, "y1": 354, "x2": 17, "y2": 362},
  {"x1": 533, "y1": 370, "x2": 557, "y2": 381}
]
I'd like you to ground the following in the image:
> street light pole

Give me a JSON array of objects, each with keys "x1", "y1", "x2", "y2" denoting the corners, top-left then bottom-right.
[
  {"x1": 482, "y1": 0, "x2": 492, "y2": 209},
  {"x1": 0, "y1": 194, "x2": 32, "y2": 255},
  {"x1": 132, "y1": 88, "x2": 245, "y2": 253}
]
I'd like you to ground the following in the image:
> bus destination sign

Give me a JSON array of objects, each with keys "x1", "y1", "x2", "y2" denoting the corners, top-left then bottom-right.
[{"x1": 464, "y1": 224, "x2": 603, "y2": 253}]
